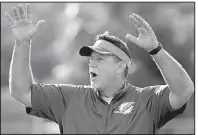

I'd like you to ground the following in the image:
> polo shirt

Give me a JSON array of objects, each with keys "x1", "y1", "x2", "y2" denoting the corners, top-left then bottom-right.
[{"x1": 26, "y1": 82, "x2": 186, "y2": 134}]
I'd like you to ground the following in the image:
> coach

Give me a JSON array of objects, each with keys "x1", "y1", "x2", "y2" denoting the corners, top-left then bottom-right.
[{"x1": 6, "y1": 3, "x2": 194, "y2": 134}]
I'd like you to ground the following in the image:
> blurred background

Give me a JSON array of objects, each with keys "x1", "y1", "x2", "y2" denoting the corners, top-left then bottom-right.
[{"x1": 1, "y1": 2, "x2": 194, "y2": 134}]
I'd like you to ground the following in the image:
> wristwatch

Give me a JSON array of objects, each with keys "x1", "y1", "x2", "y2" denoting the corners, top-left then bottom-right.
[{"x1": 149, "y1": 42, "x2": 163, "y2": 55}]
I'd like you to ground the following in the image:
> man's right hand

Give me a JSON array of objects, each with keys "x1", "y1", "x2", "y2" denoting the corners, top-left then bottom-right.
[{"x1": 5, "y1": 3, "x2": 45, "y2": 44}]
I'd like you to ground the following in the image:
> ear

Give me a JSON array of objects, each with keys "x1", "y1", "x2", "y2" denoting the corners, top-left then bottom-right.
[{"x1": 117, "y1": 61, "x2": 127, "y2": 74}]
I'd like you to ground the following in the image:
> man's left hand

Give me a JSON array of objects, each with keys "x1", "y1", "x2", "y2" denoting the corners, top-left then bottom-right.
[{"x1": 125, "y1": 13, "x2": 159, "y2": 52}]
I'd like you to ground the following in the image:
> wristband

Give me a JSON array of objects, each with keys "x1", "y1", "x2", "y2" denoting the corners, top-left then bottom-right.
[{"x1": 149, "y1": 42, "x2": 163, "y2": 55}]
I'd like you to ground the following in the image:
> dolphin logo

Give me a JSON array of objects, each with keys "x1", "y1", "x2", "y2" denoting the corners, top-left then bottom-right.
[{"x1": 114, "y1": 102, "x2": 135, "y2": 115}]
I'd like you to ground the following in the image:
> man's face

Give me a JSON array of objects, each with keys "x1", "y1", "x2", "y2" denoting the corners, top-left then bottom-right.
[{"x1": 89, "y1": 51, "x2": 118, "y2": 90}]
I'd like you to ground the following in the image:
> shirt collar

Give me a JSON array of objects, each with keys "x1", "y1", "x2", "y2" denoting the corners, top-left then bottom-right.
[{"x1": 95, "y1": 81, "x2": 130, "y2": 104}]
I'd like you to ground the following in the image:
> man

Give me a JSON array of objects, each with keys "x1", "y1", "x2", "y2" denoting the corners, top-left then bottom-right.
[{"x1": 6, "y1": 3, "x2": 194, "y2": 134}]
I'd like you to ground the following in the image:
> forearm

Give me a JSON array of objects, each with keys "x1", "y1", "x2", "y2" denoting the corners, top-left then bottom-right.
[
  {"x1": 9, "y1": 41, "x2": 34, "y2": 97},
  {"x1": 152, "y1": 48, "x2": 194, "y2": 96}
]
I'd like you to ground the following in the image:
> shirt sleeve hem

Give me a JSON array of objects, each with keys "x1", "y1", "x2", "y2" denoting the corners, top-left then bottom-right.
[{"x1": 164, "y1": 85, "x2": 187, "y2": 113}]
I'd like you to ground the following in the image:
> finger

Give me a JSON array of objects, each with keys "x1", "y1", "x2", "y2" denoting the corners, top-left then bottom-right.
[
  {"x1": 5, "y1": 12, "x2": 15, "y2": 26},
  {"x1": 34, "y1": 20, "x2": 45, "y2": 35},
  {"x1": 125, "y1": 34, "x2": 139, "y2": 45},
  {"x1": 142, "y1": 21, "x2": 153, "y2": 32},
  {"x1": 132, "y1": 13, "x2": 145, "y2": 25},
  {"x1": 12, "y1": 6, "x2": 20, "y2": 21},
  {"x1": 26, "y1": 3, "x2": 32, "y2": 19},
  {"x1": 18, "y1": 4, "x2": 25, "y2": 19},
  {"x1": 129, "y1": 15, "x2": 141, "y2": 28},
  {"x1": 132, "y1": 13, "x2": 152, "y2": 31}
]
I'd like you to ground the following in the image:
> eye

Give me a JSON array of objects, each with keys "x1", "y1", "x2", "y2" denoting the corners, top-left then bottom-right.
[{"x1": 97, "y1": 57, "x2": 104, "y2": 62}]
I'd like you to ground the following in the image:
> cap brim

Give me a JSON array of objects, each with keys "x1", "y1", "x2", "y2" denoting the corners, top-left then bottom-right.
[{"x1": 79, "y1": 46, "x2": 112, "y2": 56}]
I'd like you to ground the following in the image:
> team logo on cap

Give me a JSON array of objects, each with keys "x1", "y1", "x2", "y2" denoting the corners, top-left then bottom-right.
[{"x1": 114, "y1": 102, "x2": 135, "y2": 115}]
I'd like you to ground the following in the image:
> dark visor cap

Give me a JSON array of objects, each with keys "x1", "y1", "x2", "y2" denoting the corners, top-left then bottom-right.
[{"x1": 79, "y1": 46, "x2": 112, "y2": 56}]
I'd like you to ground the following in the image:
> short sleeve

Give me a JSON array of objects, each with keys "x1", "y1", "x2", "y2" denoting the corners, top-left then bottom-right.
[
  {"x1": 141, "y1": 85, "x2": 187, "y2": 129},
  {"x1": 26, "y1": 82, "x2": 81, "y2": 123}
]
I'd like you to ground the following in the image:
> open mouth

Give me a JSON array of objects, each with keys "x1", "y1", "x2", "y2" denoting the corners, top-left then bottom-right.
[{"x1": 90, "y1": 72, "x2": 98, "y2": 79}]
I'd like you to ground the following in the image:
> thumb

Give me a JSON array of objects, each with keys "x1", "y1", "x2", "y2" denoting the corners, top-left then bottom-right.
[
  {"x1": 34, "y1": 20, "x2": 45, "y2": 36},
  {"x1": 125, "y1": 34, "x2": 139, "y2": 45}
]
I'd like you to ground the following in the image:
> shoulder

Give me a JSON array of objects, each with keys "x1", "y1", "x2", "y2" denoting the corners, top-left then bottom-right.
[
  {"x1": 130, "y1": 84, "x2": 168, "y2": 94},
  {"x1": 127, "y1": 83, "x2": 169, "y2": 99},
  {"x1": 141, "y1": 85, "x2": 169, "y2": 95},
  {"x1": 58, "y1": 84, "x2": 92, "y2": 91},
  {"x1": 128, "y1": 84, "x2": 142, "y2": 93},
  {"x1": 42, "y1": 83, "x2": 93, "y2": 98}
]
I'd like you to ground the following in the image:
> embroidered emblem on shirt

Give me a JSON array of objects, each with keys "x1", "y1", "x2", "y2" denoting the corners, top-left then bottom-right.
[{"x1": 114, "y1": 102, "x2": 135, "y2": 115}]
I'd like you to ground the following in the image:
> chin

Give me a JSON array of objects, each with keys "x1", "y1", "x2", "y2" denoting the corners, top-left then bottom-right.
[{"x1": 91, "y1": 81, "x2": 102, "y2": 89}]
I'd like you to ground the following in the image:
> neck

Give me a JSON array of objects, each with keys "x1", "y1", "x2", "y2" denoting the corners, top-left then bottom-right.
[{"x1": 99, "y1": 78, "x2": 126, "y2": 98}]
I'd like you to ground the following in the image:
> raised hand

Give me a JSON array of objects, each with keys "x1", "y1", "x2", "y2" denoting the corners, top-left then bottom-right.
[
  {"x1": 125, "y1": 13, "x2": 159, "y2": 51},
  {"x1": 5, "y1": 3, "x2": 45, "y2": 44}
]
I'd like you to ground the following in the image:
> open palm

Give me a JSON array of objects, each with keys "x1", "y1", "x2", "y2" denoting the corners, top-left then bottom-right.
[
  {"x1": 126, "y1": 13, "x2": 159, "y2": 51},
  {"x1": 5, "y1": 3, "x2": 45, "y2": 43}
]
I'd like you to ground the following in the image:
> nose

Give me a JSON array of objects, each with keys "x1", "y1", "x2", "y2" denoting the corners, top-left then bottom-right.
[{"x1": 89, "y1": 63, "x2": 97, "y2": 68}]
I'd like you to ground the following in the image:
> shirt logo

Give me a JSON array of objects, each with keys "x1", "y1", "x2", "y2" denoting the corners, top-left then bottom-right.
[{"x1": 114, "y1": 102, "x2": 135, "y2": 115}]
